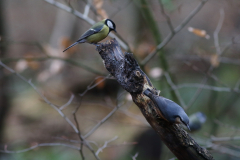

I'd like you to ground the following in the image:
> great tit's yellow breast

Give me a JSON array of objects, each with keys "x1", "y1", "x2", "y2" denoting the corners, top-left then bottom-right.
[{"x1": 86, "y1": 25, "x2": 109, "y2": 43}]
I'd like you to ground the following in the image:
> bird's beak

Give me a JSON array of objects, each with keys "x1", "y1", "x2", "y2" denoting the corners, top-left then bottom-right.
[
  {"x1": 186, "y1": 124, "x2": 191, "y2": 131},
  {"x1": 114, "y1": 29, "x2": 117, "y2": 33}
]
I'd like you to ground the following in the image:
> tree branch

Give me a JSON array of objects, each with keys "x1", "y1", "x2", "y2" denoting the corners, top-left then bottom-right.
[
  {"x1": 0, "y1": 143, "x2": 80, "y2": 154},
  {"x1": 0, "y1": 56, "x2": 106, "y2": 75},
  {"x1": 96, "y1": 39, "x2": 214, "y2": 160}
]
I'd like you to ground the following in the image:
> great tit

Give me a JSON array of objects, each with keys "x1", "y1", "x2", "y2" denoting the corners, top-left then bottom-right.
[
  {"x1": 144, "y1": 89, "x2": 190, "y2": 130},
  {"x1": 63, "y1": 19, "x2": 116, "y2": 52}
]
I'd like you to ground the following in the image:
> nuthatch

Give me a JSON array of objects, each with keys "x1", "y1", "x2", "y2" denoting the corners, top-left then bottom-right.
[
  {"x1": 144, "y1": 89, "x2": 190, "y2": 130},
  {"x1": 63, "y1": 19, "x2": 116, "y2": 52},
  {"x1": 188, "y1": 112, "x2": 206, "y2": 131}
]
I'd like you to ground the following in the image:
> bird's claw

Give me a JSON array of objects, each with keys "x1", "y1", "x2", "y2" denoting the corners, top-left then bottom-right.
[
  {"x1": 92, "y1": 43, "x2": 101, "y2": 47},
  {"x1": 144, "y1": 88, "x2": 160, "y2": 96}
]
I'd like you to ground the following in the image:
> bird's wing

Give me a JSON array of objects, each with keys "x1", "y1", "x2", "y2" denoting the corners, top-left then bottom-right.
[
  {"x1": 77, "y1": 25, "x2": 104, "y2": 42},
  {"x1": 160, "y1": 97, "x2": 180, "y2": 116}
]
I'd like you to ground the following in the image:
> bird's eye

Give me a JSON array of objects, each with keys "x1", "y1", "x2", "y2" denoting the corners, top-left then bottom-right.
[{"x1": 107, "y1": 20, "x2": 114, "y2": 29}]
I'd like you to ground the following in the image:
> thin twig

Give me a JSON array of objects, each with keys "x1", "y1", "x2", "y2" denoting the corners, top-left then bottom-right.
[
  {"x1": 71, "y1": 75, "x2": 113, "y2": 160},
  {"x1": 214, "y1": 119, "x2": 240, "y2": 132},
  {"x1": 141, "y1": 0, "x2": 208, "y2": 65},
  {"x1": 195, "y1": 137, "x2": 240, "y2": 158},
  {"x1": 132, "y1": 152, "x2": 139, "y2": 160},
  {"x1": 0, "y1": 143, "x2": 80, "y2": 154},
  {"x1": 158, "y1": 0, "x2": 174, "y2": 33},
  {"x1": 80, "y1": 75, "x2": 112, "y2": 97},
  {"x1": 164, "y1": 72, "x2": 186, "y2": 109},
  {"x1": 184, "y1": 61, "x2": 229, "y2": 87},
  {"x1": 214, "y1": 9, "x2": 225, "y2": 55},
  {"x1": 0, "y1": 56, "x2": 106, "y2": 75},
  {"x1": 52, "y1": 136, "x2": 80, "y2": 144},
  {"x1": 59, "y1": 94, "x2": 75, "y2": 110},
  {"x1": 171, "y1": 53, "x2": 240, "y2": 65},
  {"x1": 83, "y1": 3, "x2": 90, "y2": 18},
  {"x1": 95, "y1": 136, "x2": 118, "y2": 156},
  {"x1": 0, "y1": 61, "x2": 100, "y2": 160},
  {"x1": 83, "y1": 105, "x2": 119, "y2": 139},
  {"x1": 175, "y1": 83, "x2": 237, "y2": 93},
  {"x1": 234, "y1": 77, "x2": 240, "y2": 90},
  {"x1": 186, "y1": 9, "x2": 226, "y2": 110},
  {"x1": 186, "y1": 77, "x2": 208, "y2": 110},
  {"x1": 73, "y1": 104, "x2": 86, "y2": 160},
  {"x1": 0, "y1": 61, "x2": 79, "y2": 133},
  {"x1": 210, "y1": 144, "x2": 240, "y2": 158},
  {"x1": 211, "y1": 136, "x2": 240, "y2": 142}
]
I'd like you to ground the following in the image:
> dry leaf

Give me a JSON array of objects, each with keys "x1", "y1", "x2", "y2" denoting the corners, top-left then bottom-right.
[
  {"x1": 134, "y1": 42, "x2": 155, "y2": 58},
  {"x1": 210, "y1": 54, "x2": 220, "y2": 67},
  {"x1": 95, "y1": 77, "x2": 105, "y2": 89},
  {"x1": 188, "y1": 27, "x2": 210, "y2": 39},
  {"x1": 93, "y1": 0, "x2": 108, "y2": 19}
]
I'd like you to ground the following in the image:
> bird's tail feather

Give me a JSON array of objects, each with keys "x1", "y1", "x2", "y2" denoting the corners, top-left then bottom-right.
[{"x1": 63, "y1": 41, "x2": 83, "y2": 52}]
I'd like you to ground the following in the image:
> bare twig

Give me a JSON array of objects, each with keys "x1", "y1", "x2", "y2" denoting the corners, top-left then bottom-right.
[
  {"x1": 132, "y1": 152, "x2": 139, "y2": 160},
  {"x1": 141, "y1": 0, "x2": 208, "y2": 65},
  {"x1": 175, "y1": 83, "x2": 238, "y2": 93},
  {"x1": 79, "y1": 75, "x2": 112, "y2": 97},
  {"x1": 186, "y1": 9, "x2": 227, "y2": 110},
  {"x1": 83, "y1": 3, "x2": 90, "y2": 18},
  {"x1": 158, "y1": 0, "x2": 174, "y2": 33},
  {"x1": 71, "y1": 74, "x2": 114, "y2": 160},
  {"x1": 164, "y1": 72, "x2": 186, "y2": 108},
  {"x1": 0, "y1": 56, "x2": 106, "y2": 75},
  {"x1": 72, "y1": 105, "x2": 86, "y2": 160},
  {"x1": 95, "y1": 136, "x2": 118, "y2": 156},
  {"x1": 171, "y1": 53, "x2": 240, "y2": 66},
  {"x1": 234, "y1": 77, "x2": 240, "y2": 90},
  {"x1": 211, "y1": 136, "x2": 240, "y2": 142},
  {"x1": 184, "y1": 61, "x2": 229, "y2": 87},
  {"x1": 214, "y1": 120, "x2": 240, "y2": 132},
  {"x1": 186, "y1": 77, "x2": 208, "y2": 110},
  {"x1": 83, "y1": 105, "x2": 119, "y2": 139},
  {"x1": 210, "y1": 144, "x2": 240, "y2": 158},
  {"x1": 52, "y1": 136, "x2": 80, "y2": 144},
  {"x1": 214, "y1": 9, "x2": 225, "y2": 55},
  {"x1": 59, "y1": 94, "x2": 75, "y2": 110},
  {"x1": 0, "y1": 61, "x2": 79, "y2": 133},
  {"x1": 0, "y1": 143, "x2": 80, "y2": 153},
  {"x1": 0, "y1": 61, "x2": 100, "y2": 160}
]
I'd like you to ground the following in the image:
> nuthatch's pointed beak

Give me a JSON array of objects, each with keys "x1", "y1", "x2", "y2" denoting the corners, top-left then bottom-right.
[
  {"x1": 114, "y1": 29, "x2": 117, "y2": 33},
  {"x1": 186, "y1": 124, "x2": 191, "y2": 131}
]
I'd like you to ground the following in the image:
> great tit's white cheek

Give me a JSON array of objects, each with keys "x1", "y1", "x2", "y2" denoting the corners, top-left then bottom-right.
[{"x1": 107, "y1": 21, "x2": 114, "y2": 29}]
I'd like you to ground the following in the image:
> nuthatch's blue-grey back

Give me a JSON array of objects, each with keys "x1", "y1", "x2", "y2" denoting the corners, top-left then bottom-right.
[{"x1": 144, "y1": 89, "x2": 190, "y2": 130}]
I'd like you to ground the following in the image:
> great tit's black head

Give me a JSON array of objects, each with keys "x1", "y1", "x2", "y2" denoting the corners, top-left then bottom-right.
[{"x1": 105, "y1": 19, "x2": 116, "y2": 32}]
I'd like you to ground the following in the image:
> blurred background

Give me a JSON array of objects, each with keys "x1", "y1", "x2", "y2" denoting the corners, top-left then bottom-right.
[{"x1": 0, "y1": 0, "x2": 240, "y2": 159}]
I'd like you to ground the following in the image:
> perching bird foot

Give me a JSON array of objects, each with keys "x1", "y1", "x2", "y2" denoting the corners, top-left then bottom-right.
[
  {"x1": 92, "y1": 43, "x2": 101, "y2": 47},
  {"x1": 144, "y1": 88, "x2": 160, "y2": 96}
]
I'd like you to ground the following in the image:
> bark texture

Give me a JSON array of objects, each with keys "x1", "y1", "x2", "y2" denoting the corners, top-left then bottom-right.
[{"x1": 97, "y1": 39, "x2": 214, "y2": 160}]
